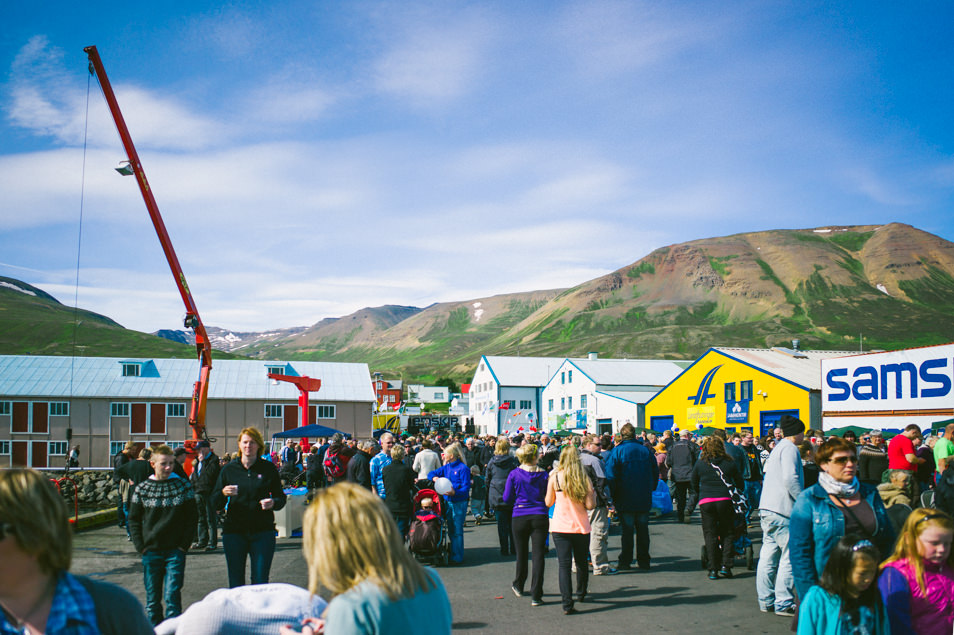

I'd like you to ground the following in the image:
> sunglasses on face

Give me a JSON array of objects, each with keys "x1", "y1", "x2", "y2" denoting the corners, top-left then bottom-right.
[{"x1": 830, "y1": 455, "x2": 858, "y2": 466}]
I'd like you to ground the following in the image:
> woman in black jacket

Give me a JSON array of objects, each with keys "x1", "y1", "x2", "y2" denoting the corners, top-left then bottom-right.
[
  {"x1": 486, "y1": 437, "x2": 519, "y2": 556},
  {"x1": 212, "y1": 426, "x2": 287, "y2": 588},
  {"x1": 690, "y1": 435, "x2": 743, "y2": 581}
]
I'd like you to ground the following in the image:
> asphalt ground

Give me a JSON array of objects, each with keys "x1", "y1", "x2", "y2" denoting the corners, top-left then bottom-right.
[{"x1": 71, "y1": 509, "x2": 794, "y2": 634}]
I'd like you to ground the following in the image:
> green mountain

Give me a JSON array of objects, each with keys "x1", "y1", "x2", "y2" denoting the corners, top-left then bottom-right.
[{"x1": 0, "y1": 276, "x2": 223, "y2": 359}]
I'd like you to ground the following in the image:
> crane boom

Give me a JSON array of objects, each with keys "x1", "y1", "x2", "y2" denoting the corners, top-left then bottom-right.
[{"x1": 84, "y1": 45, "x2": 212, "y2": 445}]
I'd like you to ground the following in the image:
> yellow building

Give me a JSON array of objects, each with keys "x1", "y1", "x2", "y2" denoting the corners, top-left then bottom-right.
[{"x1": 644, "y1": 347, "x2": 851, "y2": 437}]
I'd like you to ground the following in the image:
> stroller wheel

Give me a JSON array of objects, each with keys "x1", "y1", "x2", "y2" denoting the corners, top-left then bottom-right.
[
  {"x1": 700, "y1": 544, "x2": 708, "y2": 570},
  {"x1": 745, "y1": 545, "x2": 755, "y2": 570}
]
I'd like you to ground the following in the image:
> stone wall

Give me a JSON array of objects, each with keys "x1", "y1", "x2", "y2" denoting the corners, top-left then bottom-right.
[{"x1": 52, "y1": 470, "x2": 119, "y2": 509}]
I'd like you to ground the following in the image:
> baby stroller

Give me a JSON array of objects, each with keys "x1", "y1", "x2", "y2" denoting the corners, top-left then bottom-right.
[{"x1": 408, "y1": 488, "x2": 450, "y2": 566}]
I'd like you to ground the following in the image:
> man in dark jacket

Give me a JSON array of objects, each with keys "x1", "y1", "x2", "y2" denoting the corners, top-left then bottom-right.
[
  {"x1": 190, "y1": 440, "x2": 220, "y2": 551},
  {"x1": 346, "y1": 441, "x2": 373, "y2": 490},
  {"x1": 666, "y1": 430, "x2": 699, "y2": 522},
  {"x1": 113, "y1": 441, "x2": 135, "y2": 528},
  {"x1": 605, "y1": 423, "x2": 659, "y2": 570}
]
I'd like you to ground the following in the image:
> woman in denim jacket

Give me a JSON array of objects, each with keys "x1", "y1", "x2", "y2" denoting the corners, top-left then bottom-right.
[{"x1": 790, "y1": 436, "x2": 896, "y2": 601}]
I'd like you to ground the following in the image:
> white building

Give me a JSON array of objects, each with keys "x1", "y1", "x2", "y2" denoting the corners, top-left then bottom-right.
[
  {"x1": 407, "y1": 384, "x2": 452, "y2": 403},
  {"x1": 821, "y1": 342, "x2": 954, "y2": 433},
  {"x1": 542, "y1": 357, "x2": 689, "y2": 435},
  {"x1": 468, "y1": 356, "x2": 565, "y2": 435}
]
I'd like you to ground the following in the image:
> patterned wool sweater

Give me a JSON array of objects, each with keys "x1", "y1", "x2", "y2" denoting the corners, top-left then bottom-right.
[{"x1": 128, "y1": 475, "x2": 197, "y2": 553}]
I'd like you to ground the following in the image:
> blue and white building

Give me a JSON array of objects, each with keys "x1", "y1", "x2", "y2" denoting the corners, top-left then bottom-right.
[{"x1": 468, "y1": 356, "x2": 565, "y2": 435}]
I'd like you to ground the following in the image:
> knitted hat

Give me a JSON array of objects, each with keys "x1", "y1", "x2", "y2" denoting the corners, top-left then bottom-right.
[
  {"x1": 154, "y1": 584, "x2": 326, "y2": 635},
  {"x1": 778, "y1": 414, "x2": 805, "y2": 438}
]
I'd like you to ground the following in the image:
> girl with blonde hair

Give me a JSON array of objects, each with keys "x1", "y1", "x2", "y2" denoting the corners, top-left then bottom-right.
[
  {"x1": 546, "y1": 443, "x2": 595, "y2": 615},
  {"x1": 878, "y1": 508, "x2": 954, "y2": 634},
  {"x1": 281, "y1": 483, "x2": 451, "y2": 634}
]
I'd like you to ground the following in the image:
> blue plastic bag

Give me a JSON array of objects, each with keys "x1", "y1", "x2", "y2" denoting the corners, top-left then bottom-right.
[{"x1": 650, "y1": 479, "x2": 673, "y2": 515}]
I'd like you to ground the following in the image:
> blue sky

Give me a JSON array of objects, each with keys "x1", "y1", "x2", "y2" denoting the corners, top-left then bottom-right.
[{"x1": 2, "y1": 1, "x2": 953, "y2": 333}]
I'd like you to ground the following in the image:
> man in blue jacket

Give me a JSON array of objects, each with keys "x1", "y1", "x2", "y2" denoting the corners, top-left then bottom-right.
[{"x1": 605, "y1": 423, "x2": 659, "y2": 570}]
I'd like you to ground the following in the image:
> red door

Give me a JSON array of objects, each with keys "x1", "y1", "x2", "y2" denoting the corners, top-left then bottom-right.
[
  {"x1": 12, "y1": 441, "x2": 28, "y2": 467},
  {"x1": 12, "y1": 402, "x2": 28, "y2": 432},
  {"x1": 283, "y1": 405, "x2": 298, "y2": 431},
  {"x1": 31, "y1": 441, "x2": 47, "y2": 468},
  {"x1": 309, "y1": 405, "x2": 317, "y2": 425},
  {"x1": 32, "y1": 402, "x2": 48, "y2": 434},
  {"x1": 150, "y1": 403, "x2": 166, "y2": 434},
  {"x1": 131, "y1": 404, "x2": 147, "y2": 434}
]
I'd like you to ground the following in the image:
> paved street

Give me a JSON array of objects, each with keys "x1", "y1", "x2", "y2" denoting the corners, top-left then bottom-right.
[{"x1": 72, "y1": 510, "x2": 792, "y2": 633}]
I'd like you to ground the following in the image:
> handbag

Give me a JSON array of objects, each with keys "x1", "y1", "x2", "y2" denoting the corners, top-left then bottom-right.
[{"x1": 711, "y1": 462, "x2": 748, "y2": 520}]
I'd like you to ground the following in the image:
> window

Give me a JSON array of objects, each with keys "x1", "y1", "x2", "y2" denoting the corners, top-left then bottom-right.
[
  {"x1": 122, "y1": 363, "x2": 141, "y2": 377},
  {"x1": 520, "y1": 400, "x2": 532, "y2": 409},
  {"x1": 49, "y1": 441, "x2": 68, "y2": 455},
  {"x1": 505, "y1": 400, "x2": 516, "y2": 409},
  {"x1": 740, "y1": 380, "x2": 753, "y2": 401},
  {"x1": 110, "y1": 441, "x2": 126, "y2": 456},
  {"x1": 568, "y1": 396, "x2": 573, "y2": 410},
  {"x1": 568, "y1": 370, "x2": 573, "y2": 383},
  {"x1": 316, "y1": 405, "x2": 336, "y2": 419},
  {"x1": 166, "y1": 441, "x2": 185, "y2": 450},
  {"x1": 111, "y1": 403, "x2": 130, "y2": 417},
  {"x1": 266, "y1": 365, "x2": 284, "y2": 376},
  {"x1": 561, "y1": 372, "x2": 565, "y2": 384},
  {"x1": 49, "y1": 402, "x2": 69, "y2": 416},
  {"x1": 167, "y1": 403, "x2": 186, "y2": 418},
  {"x1": 0, "y1": 441, "x2": 9, "y2": 455},
  {"x1": 560, "y1": 397, "x2": 565, "y2": 410},
  {"x1": 264, "y1": 404, "x2": 283, "y2": 418},
  {"x1": 724, "y1": 383, "x2": 736, "y2": 402},
  {"x1": 580, "y1": 395, "x2": 587, "y2": 409},
  {"x1": 548, "y1": 399, "x2": 554, "y2": 412},
  {"x1": 0, "y1": 402, "x2": 10, "y2": 415}
]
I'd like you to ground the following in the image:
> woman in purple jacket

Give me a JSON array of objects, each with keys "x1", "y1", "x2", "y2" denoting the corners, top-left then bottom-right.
[{"x1": 503, "y1": 443, "x2": 550, "y2": 607}]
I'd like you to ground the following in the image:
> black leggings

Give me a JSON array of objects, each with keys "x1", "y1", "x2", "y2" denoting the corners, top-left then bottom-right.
[
  {"x1": 700, "y1": 500, "x2": 735, "y2": 570},
  {"x1": 511, "y1": 514, "x2": 548, "y2": 602},
  {"x1": 552, "y1": 531, "x2": 589, "y2": 610}
]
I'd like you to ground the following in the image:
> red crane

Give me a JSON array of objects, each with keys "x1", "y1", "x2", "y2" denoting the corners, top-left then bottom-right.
[
  {"x1": 84, "y1": 46, "x2": 212, "y2": 458},
  {"x1": 268, "y1": 374, "x2": 323, "y2": 429}
]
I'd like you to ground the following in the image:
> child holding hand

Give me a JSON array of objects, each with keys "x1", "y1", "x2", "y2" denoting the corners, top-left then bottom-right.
[
  {"x1": 796, "y1": 535, "x2": 888, "y2": 634},
  {"x1": 878, "y1": 508, "x2": 954, "y2": 635}
]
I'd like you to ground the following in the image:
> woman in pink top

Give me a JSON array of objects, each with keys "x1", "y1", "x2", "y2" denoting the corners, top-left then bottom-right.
[{"x1": 546, "y1": 444, "x2": 595, "y2": 615}]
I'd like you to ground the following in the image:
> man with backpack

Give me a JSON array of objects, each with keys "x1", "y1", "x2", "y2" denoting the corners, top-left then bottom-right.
[
  {"x1": 582, "y1": 434, "x2": 616, "y2": 575},
  {"x1": 666, "y1": 430, "x2": 699, "y2": 523},
  {"x1": 323, "y1": 433, "x2": 354, "y2": 485}
]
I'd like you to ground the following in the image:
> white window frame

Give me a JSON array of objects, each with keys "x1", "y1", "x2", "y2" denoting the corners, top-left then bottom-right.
[
  {"x1": 568, "y1": 396, "x2": 573, "y2": 410},
  {"x1": 520, "y1": 400, "x2": 532, "y2": 409},
  {"x1": 266, "y1": 365, "x2": 285, "y2": 376},
  {"x1": 580, "y1": 395, "x2": 587, "y2": 409},
  {"x1": 265, "y1": 404, "x2": 283, "y2": 418},
  {"x1": 0, "y1": 440, "x2": 9, "y2": 455},
  {"x1": 122, "y1": 363, "x2": 141, "y2": 377},
  {"x1": 49, "y1": 402, "x2": 69, "y2": 417},
  {"x1": 48, "y1": 441, "x2": 68, "y2": 456},
  {"x1": 166, "y1": 441, "x2": 185, "y2": 450},
  {"x1": 110, "y1": 441, "x2": 126, "y2": 456},
  {"x1": 568, "y1": 370, "x2": 573, "y2": 383},
  {"x1": 315, "y1": 405, "x2": 336, "y2": 419},
  {"x1": 0, "y1": 402, "x2": 10, "y2": 416},
  {"x1": 111, "y1": 402, "x2": 131, "y2": 417},
  {"x1": 548, "y1": 399, "x2": 554, "y2": 412},
  {"x1": 560, "y1": 397, "x2": 565, "y2": 410},
  {"x1": 166, "y1": 403, "x2": 186, "y2": 418}
]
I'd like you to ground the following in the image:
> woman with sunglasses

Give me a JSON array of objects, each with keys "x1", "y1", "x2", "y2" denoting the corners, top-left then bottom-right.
[
  {"x1": 790, "y1": 436, "x2": 896, "y2": 603},
  {"x1": 878, "y1": 508, "x2": 954, "y2": 635}
]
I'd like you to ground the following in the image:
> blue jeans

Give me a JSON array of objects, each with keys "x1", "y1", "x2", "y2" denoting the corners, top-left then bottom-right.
[
  {"x1": 446, "y1": 499, "x2": 468, "y2": 563},
  {"x1": 618, "y1": 511, "x2": 651, "y2": 568},
  {"x1": 393, "y1": 515, "x2": 410, "y2": 541},
  {"x1": 744, "y1": 481, "x2": 762, "y2": 521},
  {"x1": 756, "y1": 510, "x2": 795, "y2": 611},
  {"x1": 222, "y1": 530, "x2": 276, "y2": 588},
  {"x1": 142, "y1": 549, "x2": 186, "y2": 625}
]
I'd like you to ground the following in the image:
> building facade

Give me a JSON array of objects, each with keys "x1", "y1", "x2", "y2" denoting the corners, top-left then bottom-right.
[
  {"x1": 0, "y1": 356, "x2": 375, "y2": 468},
  {"x1": 468, "y1": 356, "x2": 564, "y2": 435}
]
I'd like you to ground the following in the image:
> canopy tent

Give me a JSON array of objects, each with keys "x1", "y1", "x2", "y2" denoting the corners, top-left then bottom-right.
[
  {"x1": 272, "y1": 424, "x2": 349, "y2": 439},
  {"x1": 824, "y1": 425, "x2": 873, "y2": 439}
]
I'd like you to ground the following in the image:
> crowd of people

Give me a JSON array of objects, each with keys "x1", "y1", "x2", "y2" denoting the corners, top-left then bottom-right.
[{"x1": 3, "y1": 417, "x2": 954, "y2": 633}]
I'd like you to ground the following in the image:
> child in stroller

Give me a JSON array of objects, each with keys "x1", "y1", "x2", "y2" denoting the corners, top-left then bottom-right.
[{"x1": 408, "y1": 488, "x2": 449, "y2": 565}]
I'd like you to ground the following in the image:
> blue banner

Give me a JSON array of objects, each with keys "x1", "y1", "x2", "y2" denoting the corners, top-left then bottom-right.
[{"x1": 726, "y1": 400, "x2": 749, "y2": 424}]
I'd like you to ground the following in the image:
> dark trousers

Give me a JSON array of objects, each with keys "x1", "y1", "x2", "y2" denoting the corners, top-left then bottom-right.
[
  {"x1": 393, "y1": 513, "x2": 410, "y2": 541},
  {"x1": 618, "y1": 511, "x2": 651, "y2": 568},
  {"x1": 674, "y1": 481, "x2": 698, "y2": 520},
  {"x1": 512, "y1": 514, "x2": 548, "y2": 602},
  {"x1": 496, "y1": 505, "x2": 515, "y2": 555},
  {"x1": 142, "y1": 548, "x2": 186, "y2": 625},
  {"x1": 222, "y1": 530, "x2": 276, "y2": 588},
  {"x1": 700, "y1": 500, "x2": 735, "y2": 571},
  {"x1": 194, "y1": 492, "x2": 217, "y2": 547},
  {"x1": 552, "y1": 532, "x2": 589, "y2": 611}
]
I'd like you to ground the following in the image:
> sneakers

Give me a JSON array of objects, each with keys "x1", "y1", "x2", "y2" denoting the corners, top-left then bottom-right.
[
  {"x1": 531, "y1": 599, "x2": 544, "y2": 607},
  {"x1": 775, "y1": 606, "x2": 796, "y2": 617},
  {"x1": 707, "y1": 570, "x2": 719, "y2": 580},
  {"x1": 511, "y1": 585, "x2": 523, "y2": 598},
  {"x1": 593, "y1": 567, "x2": 618, "y2": 576},
  {"x1": 617, "y1": 563, "x2": 633, "y2": 571},
  {"x1": 719, "y1": 566, "x2": 733, "y2": 579}
]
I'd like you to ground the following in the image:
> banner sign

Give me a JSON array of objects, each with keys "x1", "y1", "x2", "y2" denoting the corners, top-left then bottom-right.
[
  {"x1": 726, "y1": 400, "x2": 749, "y2": 424},
  {"x1": 687, "y1": 406, "x2": 715, "y2": 428}
]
